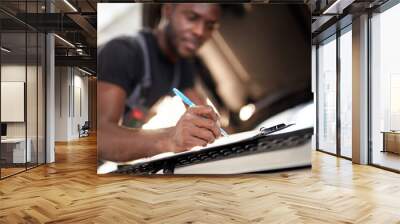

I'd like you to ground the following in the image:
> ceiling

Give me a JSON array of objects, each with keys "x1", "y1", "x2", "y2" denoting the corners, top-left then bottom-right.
[{"x1": 0, "y1": 0, "x2": 98, "y2": 73}]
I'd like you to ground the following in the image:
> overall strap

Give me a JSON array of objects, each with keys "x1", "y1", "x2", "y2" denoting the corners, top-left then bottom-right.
[
  {"x1": 171, "y1": 60, "x2": 181, "y2": 90},
  {"x1": 125, "y1": 33, "x2": 151, "y2": 109}
]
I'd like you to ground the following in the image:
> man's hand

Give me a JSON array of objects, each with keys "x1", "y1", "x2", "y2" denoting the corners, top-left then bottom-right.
[
  {"x1": 98, "y1": 82, "x2": 222, "y2": 162},
  {"x1": 168, "y1": 105, "x2": 221, "y2": 152}
]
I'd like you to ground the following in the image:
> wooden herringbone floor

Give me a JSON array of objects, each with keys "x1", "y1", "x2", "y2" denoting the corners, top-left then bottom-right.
[{"x1": 1, "y1": 135, "x2": 400, "y2": 224}]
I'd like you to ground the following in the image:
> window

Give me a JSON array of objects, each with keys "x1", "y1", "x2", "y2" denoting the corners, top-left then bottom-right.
[
  {"x1": 339, "y1": 27, "x2": 352, "y2": 158},
  {"x1": 0, "y1": 1, "x2": 47, "y2": 179},
  {"x1": 370, "y1": 2, "x2": 400, "y2": 171},
  {"x1": 317, "y1": 36, "x2": 337, "y2": 154},
  {"x1": 316, "y1": 25, "x2": 353, "y2": 159}
]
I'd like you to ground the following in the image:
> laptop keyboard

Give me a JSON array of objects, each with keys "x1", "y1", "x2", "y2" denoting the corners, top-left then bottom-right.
[{"x1": 115, "y1": 128, "x2": 313, "y2": 175}]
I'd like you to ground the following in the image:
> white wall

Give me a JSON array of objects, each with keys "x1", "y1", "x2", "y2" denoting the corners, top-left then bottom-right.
[
  {"x1": 55, "y1": 67, "x2": 89, "y2": 141},
  {"x1": 1, "y1": 63, "x2": 46, "y2": 163},
  {"x1": 55, "y1": 67, "x2": 69, "y2": 141},
  {"x1": 1, "y1": 65, "x2": 35, "y2": 138},
  {"x1": 71, "y1": 73, "x2": 89, "y2": 138},
  {"x1": 1, "y1": 65, "x2": 25, "y2": 135}
]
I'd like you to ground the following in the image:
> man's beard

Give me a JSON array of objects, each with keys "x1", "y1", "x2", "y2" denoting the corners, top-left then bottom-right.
[{"x1": 165, "y1": 23, "x2": 180, "y2": 58}]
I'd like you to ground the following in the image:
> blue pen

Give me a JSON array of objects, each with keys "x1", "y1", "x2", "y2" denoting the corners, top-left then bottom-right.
[{"x1": 173, "y1": 88, "x2": 228, "y2": 137}]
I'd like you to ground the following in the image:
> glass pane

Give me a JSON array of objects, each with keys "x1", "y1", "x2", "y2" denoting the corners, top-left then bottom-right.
[
  {"x1": 371, "y1": 3, "x2": 400, "y2": 171},
  {"x1": 1, "y1": 31, "x2": 27, "y2": 177},
  {"x1": 318, "y1": 36, "x2": 337, "y2": 154},
  {"x1": 339, "y1": 29, "x2": 352, "y2": 158},
  {"x1": 27, "y1": 31, "x2": 38, "y2": 169},
  {"x1": 38, "y1": 32, "x2": 45, "y2": 165}
]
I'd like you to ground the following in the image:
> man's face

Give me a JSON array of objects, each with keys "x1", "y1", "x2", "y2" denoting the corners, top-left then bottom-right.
[{"x1": 166, "y1": 4, "x2": 221, "y2": 58}]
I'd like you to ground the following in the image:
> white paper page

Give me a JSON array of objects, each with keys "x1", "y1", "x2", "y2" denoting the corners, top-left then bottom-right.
[
  {"x1": 122, "y1": 129, "x2": 261, "y2": 166},
  {"x1": 189, "y1": 129, "x2": 259, "y2": 151}
]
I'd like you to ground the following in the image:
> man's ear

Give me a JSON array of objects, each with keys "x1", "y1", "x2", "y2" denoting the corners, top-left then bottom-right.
[{"x1": 162, "y1": 4, "x2": 174, "y2": 21}]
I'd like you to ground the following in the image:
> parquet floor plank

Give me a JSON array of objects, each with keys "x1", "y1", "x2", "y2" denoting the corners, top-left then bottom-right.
[{"x1": 0, "y1": 135, "x2": 399, "y2": 223}]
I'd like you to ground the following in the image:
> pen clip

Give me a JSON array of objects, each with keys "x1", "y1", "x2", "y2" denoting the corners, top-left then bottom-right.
[{"x1": 259, "y1": 123, "x2": 286, "y2": 136}]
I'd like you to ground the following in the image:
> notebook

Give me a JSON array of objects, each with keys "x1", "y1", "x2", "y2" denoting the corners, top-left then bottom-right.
[{"x1": 113, "y1": 123, "x2": 313, "y2": 175}]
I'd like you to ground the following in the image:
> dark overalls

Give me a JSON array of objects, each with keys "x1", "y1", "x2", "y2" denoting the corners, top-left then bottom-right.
[{"x1": 122, "y1": 32, "x2": 181, "y2": 128}]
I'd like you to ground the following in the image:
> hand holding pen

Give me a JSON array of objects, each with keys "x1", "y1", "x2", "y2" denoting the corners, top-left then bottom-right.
[
  {"x1": 173, "y1": 88, "x2": 228, "y2": 136},
  {"x1": 166, "y1": 88, "x2": 228, "y2": 152}
]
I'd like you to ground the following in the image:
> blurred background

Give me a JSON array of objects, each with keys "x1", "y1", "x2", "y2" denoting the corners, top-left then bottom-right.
[
  {"x1": 0, "y1": 1, "x2": 316, "y2": 178},
  {"x1": 1, "y1": 0, "x2": 399, "y2": 180},
  {"x1": 98, "y1": 3, "x2": 313, "y2": 134}
]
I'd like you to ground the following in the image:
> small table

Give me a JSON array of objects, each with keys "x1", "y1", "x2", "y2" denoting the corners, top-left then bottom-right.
[
  {"x1": 381, "y1": 131, "x2": 400, "y2": 155},
  {"x1": 1, "y1": 138, "x2": 32, "y2": 164}
]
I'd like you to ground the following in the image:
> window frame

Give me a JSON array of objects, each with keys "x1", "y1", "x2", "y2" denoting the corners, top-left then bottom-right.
[
  {"x1": 315, "y1": 22, "x2": 353, "y2": 161},
  {"x1": 367, "y1": 0, "x2": 400, "y2": 173},
  {"x1": 0, "y1": 0, "x2": 48, "y2": 180}
]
